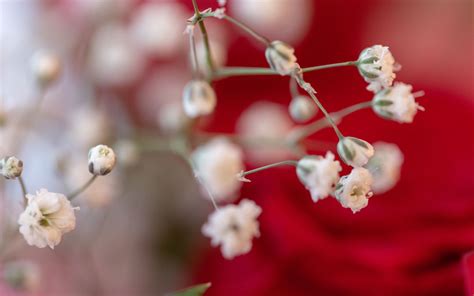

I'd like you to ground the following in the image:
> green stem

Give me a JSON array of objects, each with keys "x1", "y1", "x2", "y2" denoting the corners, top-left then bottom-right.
[
  {"x1": 222, "y1": 15, "x2": 270, "y2": 46},
  {"x1": 290, "y1": 77, "x2": 299, "y2": 98},
  {"x1": 18, "y1": 176, "x2": 28, "y2": 207},
  {"x1": 302, "y1": 61, "x2": 357, "y2": 72},
  {"x1": 240, "y1": 160, "x2": 298, "y2": 178},
  {"x1": 191, "y1": 0, "x2": 215, "y2": 74},
  {"x1": 68, "y1": 175, "x2": 98, "y2": 201},
  {"x1": 305, "y1": 90, "x2": 344, "y2": 140},
  {"x1": 189, "y1": 31, "x2": 200, "y2": 77}
]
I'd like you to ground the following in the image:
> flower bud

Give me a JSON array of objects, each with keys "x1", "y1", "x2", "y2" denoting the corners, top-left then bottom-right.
[
  {"x1": 0, "y1": 156, "x2": 23, "y2": 179},
  {"x1": 288, "y1": 95, "x2": 317, "y2": 122},
  {"x1": 337, "y1": 137, "x2": 375, "y2": 167},
  {"x1": 88, "y1": 145, "x2": 116, "y2": 175},
  {"x1": 357, "y1": 45, "x2": 397, "y2": 93},
  {"x1": 265, "y1": 41, "x2": 297, "y2": 76},
  {"x1": 30, "y1": 51, "x2": 62, "y2": 88},
  {"x1": 182, "y1": 80, "x2": 217, "y2": 118},
  {"x1": 372, "y1": 82, "x2": 424, "y2": 123}
]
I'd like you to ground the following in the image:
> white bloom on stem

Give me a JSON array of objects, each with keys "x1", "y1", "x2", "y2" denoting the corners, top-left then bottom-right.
[
  {"x1": 265, "y1": 41, "x2": 297, "y2": 75},
  {"x1": 182, "y1": 80, "x2": 217, "y2": 118},
  {"x1": 335, "y1": 167, "x2": 374, "y2": 213},
  {"x1": 288, "y1": 95, "x2": 317, "y2": 122},
  {"x1": 3, "y1": 260, "x2": 40, "y2": 292},
  {"x1": 358, "y1": 45, "x2": 398, "y2": 93},
  {"x1": 372, "y1": 82, "x2": 424, "y2": 123},
  {"x1": 365, "y1": 142, "x2": 404, "y2": 194},
  {"x1": 296, "y1": 152, "x2": 342, "y2": 202},
  {"x1": 0, "y1": 156, "x2": 23, "y2": 179},
  {"x1": 88, "y1": 145, "x2": 116, "y2": 176},
  {"x1": 192, "y1": 138, "x2": 244, "y2": 202},
  {"x1": 337, "y1": 137, "x2": 375, "y2": 167},
  {"x1": 18, "y1": 189, "x2": 78, "y2": 249},
  {"x1": 202, "y1": 199, "x2": 261, "y2": 259},
  {"x1": 30, "y1": 51, "x2": 61, "y2": 88}
]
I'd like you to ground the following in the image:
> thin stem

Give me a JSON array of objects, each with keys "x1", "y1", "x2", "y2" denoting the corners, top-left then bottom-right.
[
  {"x1": 18, "y1": 176, "x2": 28, "y2": 206},
  {"x1": 68, "y1": 175, "x2": 98, "y2": 201},
  {"x1": 191, "y1": 0, "x2": 215, "y2": 73},
  {"x1": 222, "y1": 15, "x2": 270, "y2": 46},
  {"x1": 305, "y1": 89, "x2": 344, "y2": 140},
  {"x1": 302, "y1": 61, "x2": 357, "y2": 72},
  {"x1": 240, "y1": 160, "x2": 298, "y2": 178},
  {"x1": 189, "y1": 31, "x2": 200, "y2": 77},
  {"x1": 290, "y1": 77, "x2": 299, "y2": 98}
]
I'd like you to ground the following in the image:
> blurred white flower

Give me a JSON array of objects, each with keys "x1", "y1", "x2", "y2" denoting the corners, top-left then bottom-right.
[
  {"x1": 3, "y1": 260, "x2": 40, "y2": 292},
  {"x1": 365, "y1": 142, "x2": 404, "y2": 194},
  {"x1": 182, "y1": 80, "x2": 217, "y2": 118},
  {"x1": 335, "y1": 167, "x2": 373, "y2": 213},
  {"x1": 88, "y1": 144, "x2": 116, "y2": 176},
  {"x1": 156, "y1": 102, "x2": 189, "y2": 134},
  {"x1": 337, "y1": 137, "x2": 375, "y2": 167},
  {"x1": 193, "y1": 138, "x2": 244, "y2": 202},
  {"x1": 87, "y1": 23, "x2": 145, "y2": 86},
  {"x1": 0, "y1": 156, "x2": 23, "y2": 179},
  {"x1": 72, "y1": 0, "x2": 133, "y2": 22},
  {"x1": 358, "y1": 45, "x2": 398, "y2": 93},
  {"x1": 30, "y1": 51, "x2": 61, "y2": 88},
  {"x1": 217, "y1": 0, "x2": 227, "y2": 7},
  {"x1": 372, "y1": 82, "x2": 424, "y2": 123},
  {"x1": 288, "y1": 95, "x2": 317, "y2": 122},
  {"x1": 114, "y1": 140, "x2": 139, "y2": 167},
  {"x1": 202, "y1": 199, "x2": 261, "y2": 259},
  {"x1": 129, "y1": 2, "x2": 188, "y2": 58},
  {"x1": 18, "y1": 189, "x2": 77, "y2": 249},
  {"x1": 265, "y1": 41, "x2": 297, "y2": 75},
  {"x1": 297, "y1": 152, "x2": 342, "y2": 202},
  {"x1": 70, "y1": 107, "x2": 111, "y2": 148}
]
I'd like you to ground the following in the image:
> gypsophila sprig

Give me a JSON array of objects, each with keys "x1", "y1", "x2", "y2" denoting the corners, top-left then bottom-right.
[
  {"x1": 365, "y1": 142, "x2": 404, "y2": 194},
  {"x1": 182, "y1": 80, "x2": 217, "y2": 118},
  {"x1": 0, "y1": 156, "x2": 23, "y2": 179},
  {"x1": 265, "y1": 41, "x2": 298, "y2": 76},
  {"x1": 88, "y1": 144, "x2": 116, "y2": 176},
  {"x1": 335, "y1": 167, "x2": 374, "y2": 213},
  {"x1": 337, "y1": 137, "x2": 375, "y2": 167},
  {"x1": 289, "y1": 95, "x2": 317, "y2": 122},
  {"x1": 30, "y1": 51, "x2": 62, "y2": 88},
  {"x1": 357, "y1": 45, "x2": 398, "y2": 93}
]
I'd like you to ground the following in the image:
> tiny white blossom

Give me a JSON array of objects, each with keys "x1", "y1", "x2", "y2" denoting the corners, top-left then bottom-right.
[
  {"x1": 114, "y1": 140, "x2": 139, "y2": 167},
  {"x1": 358, "y1": 45, "x2": 398, "y2": 93},
  {"x1": 18, "y1": 189, "x2": 78, "y2": 249},
  {"x1": 372, "y1": 82, "x2": 424, "y2": 123},
  {"x1": 70, "y1": 107, "x2": 111, "y2": 148},
  {"x1": 3, "y1": 261, "x2": 40, "y2": 292},
  {"x1": 88, "y1": 145, "x2": 116, "y2": 176},
  {"x1": 30, "y1": 51, "x2": 61, "y2": 88},
  {"x1": 297, "y1": 152, "x2": 342, "y2": 202},
  {"x1": 365, "y1": 142, "x2": 404, "y2": 194},
  {"x1": 265, "y1": 41, "x2": 297, "y2": 75},
  {"x1": 202, "y1": 199, "x2": 261, "y2": 259},
  {"x1": 217, "y1": 0, "x2": 227, "y2": 7},
  {"x1": 213, "y1": 8, "x2": 226, "y2": 19},
  {"x1": 0, "y1": 156, "x2": 23, "y2": 179},
  {"x1": 192, "y1": 138, "x2": 244, "y2": 202},
  {"x1": 288, "y1": 95, "x2": 317, "y2": 122},
  {"x1": 337, "y1": 137, "x2": 375, "y2": 167},
  {"x1": 335, "y1": 167, "x2": 374, "y2": 213},
  {"x1": 182, "y1": 80, "x2": 217, "y2": 118}
]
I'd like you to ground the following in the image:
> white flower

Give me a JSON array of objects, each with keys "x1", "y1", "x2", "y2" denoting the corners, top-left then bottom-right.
[
  {"x1": 214, "y1": 8, "x2": 226, "y2": 19},
  {"x1": 192, "y1": 138, "x2": 244, "y2": 202},
  {"x1": 296, "y1": 152, "x2": 342, "y2": 202},
  {"x1": 30, "y1": 51, "x2": 61, "y2": 88},
  {"x1": 202, "y1": 199, "x2": 261, "y2": 259},
  {"x1": 358, "y1": 45, "x2": 398, "y2": 93},
  {"x1": 114, "y1": 140, "x2": 139, "y2": 167},
  {"x1": 365, "y1": 142, "x2": 404, "y2": 194},
  {"x1": 88, "y1": 145, "x2": 116, "y2": 175},
  {"x1": 182, "y1": 80, "x2": 217, "y2": 118},
  {"x1": 156, "y1": 102, "x2": 189, "y2": 134},
  {"x1": 0, "y1": 156, "x2": 23, "y2": 179},
  {"x1": 372, "y1": 82, "x2": 424, "y2": 123},
  {"x1": 3, "y1": 260, "x2": 40, "y2": 292},
  {"x1": 18, "y1": 189, "x2": 78, "y2": 249},
  {"x1": 288, "y1": 95, "x2": 317, "y2": 122},
  {"x1": 265, "y1": 41, "x2": 297, "y2": 75},
  {"x1": 337, "y1": 137, "x2": 375, "y2": 167},
  {"x1": 217, "y1": 0, "x2": 227, "y2": 7},
  {"x1": 335, "y1": 167, "x2": 374, "y2": 213},
  {"x1": 70, "y1": 107, "x2": 111, "y2": 148}
]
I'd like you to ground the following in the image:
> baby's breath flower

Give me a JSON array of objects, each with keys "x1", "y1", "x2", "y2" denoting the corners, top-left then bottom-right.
[
  {"x1": 288, "y1": 95, "x2": 317, "y2": 122},
  {"x1": 18, "y1": 189, "x2": 78, "y2": 249},
  {"x1": 357, "y1": 45, "x2": 398, "y2": 93},
  {"x1": 114, "y1": 140, "x2": 139, "y2": 167},
  {"x1": 202, "y1": 199, "x2": 261, "y2": 259},
  {"x1": 365, "y1": 142, "x2": 404, "y2": 194},
  {"x1": 213, "y1": 8, "x2": 226, "y2": 19},
  {"x1": 0, "y1": 156, "x2": 23, "y2": 179},
  {"x1": 217, "y1": 0, "x2": 227, "y2": 7},
  {"x1": 265, "y1": 41, "x2": 297, "y2": 76},
  {"x1": 335, "y1": 167, "x2": 374, "y2": 213},
  {"x1": 3, "y1": 261, "x2": 40, "y2": 292},
  {"x1": 337, "y1": 137, "x2": 375, "y2": 167},
  {"x1": 182, "y1": 80, "x2": 217, "y2": 118},
  {"x1": 88, "y1": 145, "x2": 116, "y2": 176},
  {"x1": 372, "y1": 82, "x2": 424, "y2": 123},
  {"x1": 30, "y1": 51, "x2": 61, "y2": 88},
  {"x1": 297, "y1": 152, "x2": 342, "y2": 202}
]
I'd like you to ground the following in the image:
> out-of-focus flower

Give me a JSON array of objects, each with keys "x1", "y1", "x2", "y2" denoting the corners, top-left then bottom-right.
[
  {"x1": 156, "y1": 102, "x2": 189, "y2": 134},
  {"x1": 372, "y1": 82, "x2": 424, "y2": 123},
  {"x1": 0, "y1": 156, "x2": 23, "y2": 179},
  {"x1": 358, "y1": 45, "x2": 398, "y2": 93},
  {"x1": 217, "y1": 0, "x2": 227, "y2": 7},
  {"x1": 265, "y1": 41, "x2": 297, "y2": 75},
  {"x1": 193, "y1": 138, "x2": 244, "y2": 202},
  {"x1": 18, "y1": 189, "x2": 77, "y2": 249},
  {"x1": 297, "y1": 152, "x2": 342, "y2": 202},
  {"x1": 114, "y1": 140, "x2": 139, "y2": 167},
  {"x1": 337, "y1": 137, "x2": 375, "y2": 167},
  {"x1": 87, "y1": 23, "x2": 145, "y2": 86},
  {"x1": 3, "y1": 260, "x2": 40, "y2": 292},
  {"x1": 182, "y1": 80, "x2": 217, "y2": 118},
  {"x1": 72, "y1": 0, "x2": 133, "y2": 22},
  {"x1": 129, "y1": 2, "x2": 188, "y2": 58},
  {"x1": 70, "y1": 107, "x2": 111, "y2": 148},
  {"x1": 202, "y1": 199, "x2": 261, "y2": 259},
  {"x1": 88, "y1": 145, "x2": 116, "y2": 176},
  {"x1": 335, "y1": 167, "x2": 374, "y2": 213},
  {"x1": 288, "y1": 95, "x2": 317, "y2": 122},
  {"x1": 365, "y1": 142, "x2": 404, "y2": 194},
  {"x1": 30, "y1": 51, "x2": 61, "y2": 88}
]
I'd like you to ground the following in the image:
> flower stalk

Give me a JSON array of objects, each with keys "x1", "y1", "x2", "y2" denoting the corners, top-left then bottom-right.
[
  {"x1": 238, "y1": 160, "x2": 298, "y2": 179},
  {"x1": 68, "y1": 175, "x2": 98, "y2": 200}
]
